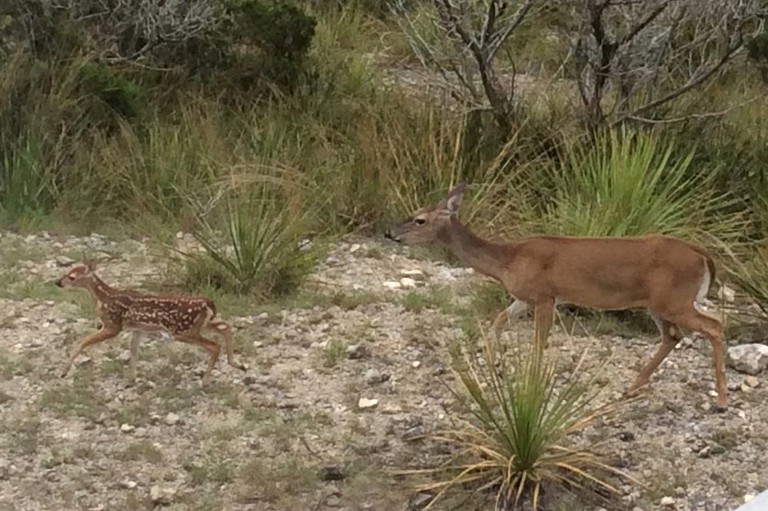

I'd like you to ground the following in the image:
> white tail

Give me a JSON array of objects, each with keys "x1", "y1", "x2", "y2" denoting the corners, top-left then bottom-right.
[
  {"x1": 55, "y1": 260, "x2": 245, "y2": 385},
  {"x1": 386, "y1": 182, "x2": 728, "y2": 411}
]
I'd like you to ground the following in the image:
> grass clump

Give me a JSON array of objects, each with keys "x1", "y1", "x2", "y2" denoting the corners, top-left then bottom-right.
[
  {"x1": 183, "y1": 171, "x2": 317, "y2": 296},
  {"x1": 530, "y1": 127, "x2": 746, "y2": 250},
  {"x1": 401, "y1": 329, "x2": 636, "y2": 510}
]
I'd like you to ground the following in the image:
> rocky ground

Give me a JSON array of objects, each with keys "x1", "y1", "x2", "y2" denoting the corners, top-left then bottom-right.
[{"x1": 0, "y1": 230, "x2": 767, "y2": 511}]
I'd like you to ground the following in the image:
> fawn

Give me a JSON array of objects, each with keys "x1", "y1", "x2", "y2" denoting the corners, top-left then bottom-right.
[
  {"x1": 55, "y1": 260, "x2": 245, "y2": 384},
  {"x1": 386, "y1": 182, "x2": 728, "y2": 411}
]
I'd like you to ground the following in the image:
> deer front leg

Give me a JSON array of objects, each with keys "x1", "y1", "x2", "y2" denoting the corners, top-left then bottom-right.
[
  {"x1": 533, "y1": 298, "x2": 555, "y2": 352},
  {"x1": 61, "y1": 326, "x2": 121, "y2": 378}
]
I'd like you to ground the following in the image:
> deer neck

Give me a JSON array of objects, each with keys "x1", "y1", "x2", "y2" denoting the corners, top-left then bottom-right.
[
  {"x1": 436, "y1": 218, "x2": 511, "y2": 282},
  {"x1": 84, "y1": 274, "x2": 119, "y2": 303}
]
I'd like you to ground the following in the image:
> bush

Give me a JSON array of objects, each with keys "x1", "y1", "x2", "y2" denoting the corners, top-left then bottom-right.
[
  {"x1": 399, "y1": 329, "x2": 635, "y2": 509},
  {"x1": 524, "y1": 127, "x2": 747, "y2": 252}
]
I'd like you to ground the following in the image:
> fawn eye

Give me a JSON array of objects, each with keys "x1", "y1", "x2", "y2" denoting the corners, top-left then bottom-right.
[{"x1": 415, "y1": 218, "x2": 426, "y2": 225}]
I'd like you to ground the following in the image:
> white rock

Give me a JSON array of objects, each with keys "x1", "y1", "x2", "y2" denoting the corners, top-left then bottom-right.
[
  {"x1": 744, "y1": 494, "x2": 755, "y2": 503},
  {"x1": 717, "y1": 285, "x2": 736, "y2": 303},
  {"x1": 399, "y1": 269, "x2": 426, "y2": 280},
  {"x1": 150, "y1": 485, "x2": 177, "y2": 504},
  {"x1": 660, "y1": 496, "x2": 675, "y2": 507},
  {"x1": 399, "y1": 277, "x2": 417, "y2": 288},
  {"x1": 411, "y1": 360, "x2": 421, "y2": 369},
  {"x1": 745, "y1": 375, "x2": 760, "y2": 387},
  {"x1": 383, "y1": 281, "x2": 401, "y2": 289},
  {"x1": 120, "y1": 424, "x2": 135, "y2": 433},
  {"x1": 349, "y1": 243, "x2": 361, "y2": 253},
  {"x1": 727, "y1": 344, "x2": 768, "y2": 375},
  {"x1": 175, "y1": 231, "x2": 184, "y2": 239},
  {"x1": 164, "y1": 412, "x2": 180, "y2": 426},
  {"x1": 358, "y1": 397, "x2": 379, "y2": 409}
]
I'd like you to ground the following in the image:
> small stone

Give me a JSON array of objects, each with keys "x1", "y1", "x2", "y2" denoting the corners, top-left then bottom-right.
[
  {"x1": 164, "y1": 413, "x2": 180, "y2": 426},
  {"x1": 399, "y1": 269, "x2": 426, "y2": 280},
  {"x1": 358, "y1": 397, "x2": 379, "y2": 409},
  {"x1": 745, "y1": 375, "x2": 760, "y2": 387},
  {"x1": 120, "y1": 480, "x2": 137, "y2": 489},
  {"x1": 738, "y1": 410, "x2": 747, "y2": 419},
  {"x1": 349, "y1": 243, "x2": 361, "y2": 253},
  {"x1": 383, "y1": 281, "x2": 401, "y2": 289},
  {"x1": 175, "y1": 231, "x2": 184, "y2": 239},
  {"x1": 399, "y1": 277, "x2": 417, "y2": 288},
  {"x1": 346, "y1": 344, "x2": 367, "y2": 360},
  {"x1": 408, "y1": 492, "x2": 433, "y2": 510},
  {"x1": 718, "y1": 285, "x2": 736, "y2": 303},
  {"x1": 411, "y1": 360, "x2": 421, "y2": 369},
  {"x1": 364, "y1": 369, "x2": 388, "y2": 385},
  {"x1": 744, "y1": 494, "x2": 755, "y2": 503},
  {"x1": 707, "y1": 390, "x2": 718, "y2": 398},
  {"x1": 150, "y1": 485, "x2": 177, "y2": 505},
  {"x1": 55, "y1": 256, "x2": 76, "y2": 267},
  {"x1": 701, "y1": 402, "x2": 711, "y2": 412},
  {"x1": 660, "y1": 496, "x2": 675, "y2": 506},
  {"x1": 120, "y1": 424, "x2": 135, "y2": 433},
  {"x1": 727, "y1": 344, "x2": 768, "y2": 375}
]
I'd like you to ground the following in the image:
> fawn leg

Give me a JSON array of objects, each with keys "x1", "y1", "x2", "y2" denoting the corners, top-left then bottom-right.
[
  {"x1": 206, "y1": 320, "x2": 246, "y2": 371},
  {"x1": 61, "y1": 326, "x2": 121, "y2": 378},
  {"x1": 627, "y1": 313, "x2": 682, "y2": 396},
  {"x1": 175, "y1": 332, "x2": 221, "y2": 385},
  {"x1": 129, "y1": 332, "x2": 141, "y2": 384}
]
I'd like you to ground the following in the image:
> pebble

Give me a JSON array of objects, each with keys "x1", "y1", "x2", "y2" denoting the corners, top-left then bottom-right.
[
  {"x1": 660, "y1": 496, "x2": 675, "y2": 506},
  {"x1": 383, "y1": 281, "x2": 401, "y2": 289},
  {"x1": 346, "y1": 344, "x2": 367, "y2": 359},
  {"x1": 745, "y1": 375, "x2": 760, "y2": 387},
  {"x1": 358, "y1": 397, "x2": 378, "y2": 409},
  {"x1": 120, "y1": 424, "x2": 135, "y2": 433},
  {"x1": 150, "y1": 485, "x2": 177, "y2": 505},
  {"x1": 164, "y1": 412, "x2": 180, "y2": 426},
  {"x1": 411, "y1": 360, "x2": 421, "y2": 369},
  {"x1": 364, "y1": 368, "x2": 387, "y2": 385},
  {"x1": 399, "y1": 277, "x2": 417, "y2": 288}
]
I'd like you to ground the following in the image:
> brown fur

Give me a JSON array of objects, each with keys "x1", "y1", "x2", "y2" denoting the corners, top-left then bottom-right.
[
  {"x1": 386, "y1": 182, "x2": 728, "y2": 411},
  {"x1": 55, "y1": 262, "x2": 245, "y2": 384}
]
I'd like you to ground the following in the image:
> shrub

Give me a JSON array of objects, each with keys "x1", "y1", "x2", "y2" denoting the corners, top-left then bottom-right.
[
  {"x1": 399, "y1": 329, "x2": 635, "y2": 509},
  {"x1": 526, "y1": 127, "x2": 747, "y2": 252}
]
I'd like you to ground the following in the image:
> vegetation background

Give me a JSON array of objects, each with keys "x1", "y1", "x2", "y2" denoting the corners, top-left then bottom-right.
[{"x1": 3, "y1": 1, "x2": 768, "y2": 509}]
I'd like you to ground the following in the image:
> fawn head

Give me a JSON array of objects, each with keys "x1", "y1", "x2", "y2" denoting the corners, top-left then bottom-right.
[
  {"x1": 55, "y1": 260, "x2": 97, "y2": 289},
  {"x1": 385, "y1": 182, "x2": 465, "y2": 244}
]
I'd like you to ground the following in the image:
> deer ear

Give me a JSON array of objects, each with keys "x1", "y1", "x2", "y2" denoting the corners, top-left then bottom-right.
[{"x1": 442, "y1": 181, "x2": 466, "y2": 216}]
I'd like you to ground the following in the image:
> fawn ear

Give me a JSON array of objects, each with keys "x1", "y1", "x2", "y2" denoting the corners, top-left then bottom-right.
[
  {"x1": 82, "y1": 255, "x2": 97, "y2": 273},
  {"x1": 441, "y1": 181, "x2": 466, "y2": 216}
]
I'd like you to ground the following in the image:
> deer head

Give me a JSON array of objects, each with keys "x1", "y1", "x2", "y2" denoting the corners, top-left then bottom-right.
[
  {"x1": 385, "y1": 182, "x2": 466, "y2": 244},
  {"x1": 55, "y1": 259, "x2": 97, "y2": 289}
]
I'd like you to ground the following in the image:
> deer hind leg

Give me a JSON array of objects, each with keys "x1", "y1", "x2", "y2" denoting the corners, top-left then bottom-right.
[
  {"x1": 533, "y1": 298, "x2": 555, "y2": 352},
  {"x1": 666, "y1": 307, "x2": 727, "y2": 411},
  {"x1": 128, "y1": 332, "x2": 141, "y2": 385},
  {"x1": 61, "y1": 326, "x2": 121, "y2": 378},
  {"x1": 205, "y1": 319, "x2": 246, "y2": 371},
  {"x1": 492, "y1": 299, "x2": 530, "y2": 338},
  {"x1": 628, "y1": 313, "x2": 683, "y2": 395},
  {"x1": 175, "y1": 331, "x2": 221, "y2": 385}
]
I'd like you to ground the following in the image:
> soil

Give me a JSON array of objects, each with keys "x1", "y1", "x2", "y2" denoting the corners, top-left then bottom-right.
[{"x1": 0, "y1": 230, "x2": 766, "y2": 511}]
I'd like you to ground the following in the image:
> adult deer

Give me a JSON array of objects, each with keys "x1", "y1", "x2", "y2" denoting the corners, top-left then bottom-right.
[
  {"x1": 385, "y1": 182, "x2": 728, "y2": 411},
  {"x1": 55, "y1": 260, "x2": 246, "y2": 385}
]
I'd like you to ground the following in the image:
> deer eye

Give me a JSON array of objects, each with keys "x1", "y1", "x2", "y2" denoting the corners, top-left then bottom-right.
[{"x1": 415, "y1": 218, "x2": 426, "y2": 225}]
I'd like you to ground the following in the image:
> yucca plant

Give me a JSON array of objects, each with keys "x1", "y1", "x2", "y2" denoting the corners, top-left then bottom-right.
[
  {"x1": 400, "y1": 328, "x2": 637, "y2": 510},
  {"x1": 534, "y1": 127, "x2": 747, "y2": 251},
  {"x1": 183, "y1": 171, "x2": 316, "y2": 296}
]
